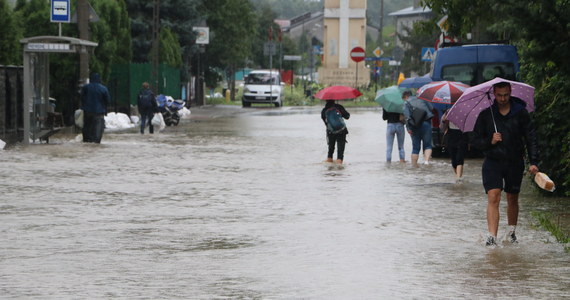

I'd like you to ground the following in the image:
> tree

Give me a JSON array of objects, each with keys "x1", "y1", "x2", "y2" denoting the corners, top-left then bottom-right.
[
  {"x1": 126, "y1": 0, "x2": 201, "y2": 76},
  {"x1": 200, "y1": 0, "x2": 257, "y2": 100},
  {"x1": 398, "y1": 22, "x2": 439, "y2": 77},
  {"x1": 157, "y1": 27, "x2": 183, "y2": 68},
  {"x1": 0, "y1": 0, "x2": 20, "y2": 65}
]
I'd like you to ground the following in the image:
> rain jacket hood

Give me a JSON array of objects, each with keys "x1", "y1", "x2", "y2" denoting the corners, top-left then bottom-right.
[{"x1": 89, "y1": 73, "x2": 101, "y2": 84}]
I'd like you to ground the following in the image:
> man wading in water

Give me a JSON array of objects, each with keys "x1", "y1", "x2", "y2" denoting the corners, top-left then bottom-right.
[{"x1": 470, "y1": 81, "x2": 539, "y2": 246}]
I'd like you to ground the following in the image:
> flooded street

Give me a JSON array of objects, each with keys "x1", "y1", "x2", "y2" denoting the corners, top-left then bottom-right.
[{"x1": 1, "y1": 106, "x2": 568, "y2": 299}]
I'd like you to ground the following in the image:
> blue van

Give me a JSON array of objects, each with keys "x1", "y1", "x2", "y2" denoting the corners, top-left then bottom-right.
[{"x1": 429, "y1": 44, "x2": 520, "y2": 154}]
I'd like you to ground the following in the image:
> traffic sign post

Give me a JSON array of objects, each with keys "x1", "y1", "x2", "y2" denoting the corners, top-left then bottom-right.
[
  {"x1": 350, "y1": 47, "x2": 365, "y2": 87},
  {"x1": 421, "y1": 47, "x2": 435, "y2": 61},
  {"x1": 51, "y1": 0, "x2": 70, "y2": 36}
]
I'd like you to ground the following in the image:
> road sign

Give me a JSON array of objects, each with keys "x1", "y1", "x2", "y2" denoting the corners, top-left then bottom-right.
[
  {"x1": 263, "y1": 42, "x2": 276, "y2": 56},
  {"x1": 51, "y1": 0, "x2": 70, "y2": 23},
  {"x1": 283, "y1": 55, "x2": 302, "y2": 61},
  {"x1": 392, "y1": 46, "x2": 404, "y2": 61},
  {"x1": 373, "y1": 47, "x2": 383, "y2": 57},
  {"x1": 365, "y1": 57, "x2": 392, "y2": 61},
  {"x1": 194, "y1": 27, "x2": 209, "y2": 45},
  {"x1": 421, "y1": 47, "x2": 435, "y2": 61},
  {"x1": 434, "y1": 34, "x2": 456, "y2": 50},
  {"x1": 350, "y1": 47, "x2": 366, "y2": 63},
  {"x1": 437, "y1": 15, "x2": 449, "y2": 33}
]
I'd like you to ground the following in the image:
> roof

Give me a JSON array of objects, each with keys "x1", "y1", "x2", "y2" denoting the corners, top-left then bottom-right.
[{"x1": 388, "y1": 6, "x2": 432, "y2": 17}]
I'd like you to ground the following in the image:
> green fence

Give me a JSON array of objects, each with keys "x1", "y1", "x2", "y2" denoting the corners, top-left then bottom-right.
[{"x1": 109, "y1": 63, "x2": 181, "y2": 114}]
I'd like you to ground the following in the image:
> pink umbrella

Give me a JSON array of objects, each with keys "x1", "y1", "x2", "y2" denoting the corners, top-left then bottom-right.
[
  {"x1": 446, "y1": 77, "x2": 535, "y2": 132},
  {"x1": 416, "y1": 81, "x2": 470, "y2": 104},
  {"x1": 315, "y1": 86, "x2": 362, "y2": 100}
]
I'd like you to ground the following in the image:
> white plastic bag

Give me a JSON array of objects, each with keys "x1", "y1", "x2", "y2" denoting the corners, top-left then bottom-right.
[
  {"x1": 74, "y1": 109, "x2": 84, "y2": 128},
  {"x1": 152, "y1": 113, "x2": 166, "y2": 131}
]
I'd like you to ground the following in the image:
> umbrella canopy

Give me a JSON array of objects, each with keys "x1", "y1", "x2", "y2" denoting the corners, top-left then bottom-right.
[
  {"x1": 446, "y1": 77, "x2": 535, "y2": 132},
  {"x1": 375, "y1": 86, "x2": 404, "y2": 113},
  {"x1": 416, "y1": 81, "x2": 470, "y2": 104},
  {"x1": 315, "y1": 86, "x2": 362, "y2": 100},
  {"x1": 398, "y1": 74, "x2": 432, "y2": 89}
]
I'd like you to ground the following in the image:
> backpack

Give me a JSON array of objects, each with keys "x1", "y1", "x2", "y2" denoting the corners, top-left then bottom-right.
[
  {"x1": 407, "y1": 103, "x2": 428, "y2": 128},
  {"x1": 325, "y1": 107, "x2": 347, "y2": 134},
  {"x1": 138, "y1": 89, "x2": 155, "y2": 109}
]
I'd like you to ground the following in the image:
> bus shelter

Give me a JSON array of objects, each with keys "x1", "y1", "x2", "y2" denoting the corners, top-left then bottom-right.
[{"x1": 20, "y1": 36, "x2": 97, "y2": 144}]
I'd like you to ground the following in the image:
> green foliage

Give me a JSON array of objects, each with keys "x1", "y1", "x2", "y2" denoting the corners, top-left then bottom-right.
[
  {"x1": 284, "y1": 84, "x2": 315, "y2": 106},
  {"x1": 155, "y1": 27, "x2": 182, "y2": 67},
  {"x1": 0, "y1": 0, "x2": 20, "y2": 65},
  {"x1": 530, "y1": 211, "x2": 570, "y2": 251},
  {"x1": 90, "y1": 0, "x2": 132, "y2": 81},
  {"x1": 398, "y1": 23, "x2": 438, "y2": 76},
  {"x1": 202, "y1": 0, "x2": 257, "y2": 68},
  {"x1": 127, "y1": 0, "x2": 200, "y2": 65},
  {"x1": 530, "y1": 74, "x2": 570, "y2": 196},
  {"x1": 14, "y1": 0, "x2": 56, "y2": 38}
]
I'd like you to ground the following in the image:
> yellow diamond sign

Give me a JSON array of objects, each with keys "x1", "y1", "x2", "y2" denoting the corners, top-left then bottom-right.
[{"x1": 373, "y1": 47, "x2": 383, "y2": 57}]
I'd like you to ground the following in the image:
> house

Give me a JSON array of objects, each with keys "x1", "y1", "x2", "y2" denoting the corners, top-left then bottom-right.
[{"x1": 389, "y1": 0, "x2": 432, "y2": 48}]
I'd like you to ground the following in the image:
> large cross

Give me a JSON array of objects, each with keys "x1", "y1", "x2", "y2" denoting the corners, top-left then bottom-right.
[{"x1": 324, "y1": 0, "x2": 366, "y2": 68}]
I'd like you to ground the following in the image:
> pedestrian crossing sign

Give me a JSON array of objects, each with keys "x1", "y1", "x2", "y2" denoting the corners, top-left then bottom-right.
[{"x1": 421, "y1": 47, "x2": 435, "y2": 61}]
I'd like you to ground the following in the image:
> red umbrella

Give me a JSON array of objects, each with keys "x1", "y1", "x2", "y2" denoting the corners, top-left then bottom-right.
[
  {"x1": 315, "y1": 86, "x2": 362, "y2": 100},
  {"x1": 416, "y1": 81, "x2": 470, "y2": 104}
]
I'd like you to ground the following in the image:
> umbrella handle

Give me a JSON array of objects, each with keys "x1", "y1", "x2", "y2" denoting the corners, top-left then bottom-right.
[{"x1": 486, "y1": 92, "x2": 498, "y2": 133}]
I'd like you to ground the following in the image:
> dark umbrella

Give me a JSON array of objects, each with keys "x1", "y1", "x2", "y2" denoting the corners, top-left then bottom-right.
[
  {"x1": 398, "y1": 74, "x2": 432, "y2": 89},
  {"x1": 315, "y1": 86, "x2": 362, "y2": 100}
]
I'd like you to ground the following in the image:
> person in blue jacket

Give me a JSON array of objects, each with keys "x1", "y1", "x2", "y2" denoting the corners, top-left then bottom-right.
[
  {"x1": 81, "y1": 73, "x2": 110, "y2": 143},
  {"x1": 404, "y1": 95, "x2": 434, "y2": 166}
]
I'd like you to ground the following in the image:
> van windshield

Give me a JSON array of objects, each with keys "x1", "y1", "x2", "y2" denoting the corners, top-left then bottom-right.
[
  {"x1": 441, "y1": 63, "x2": 516, "y2": 86},
  {"x1": 245, "y1": 73, "x2": 279, "y2": 85}
]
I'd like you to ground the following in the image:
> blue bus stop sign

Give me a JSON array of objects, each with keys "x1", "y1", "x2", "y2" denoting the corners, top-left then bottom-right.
[{"x1": 51, "y1": 0, "x2": 70, "y2": 23}]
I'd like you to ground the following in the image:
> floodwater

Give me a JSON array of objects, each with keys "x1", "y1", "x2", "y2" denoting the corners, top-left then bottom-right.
[{"x1": 1, "y1": 106, "x2": 568, "y2": 299}]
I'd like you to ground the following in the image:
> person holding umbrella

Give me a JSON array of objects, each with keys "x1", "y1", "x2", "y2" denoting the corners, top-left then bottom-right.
[
  {"x1": 404, "y1": 94, "x2": 434, "y2": 166},
  {"x1": 316, "y1": 86, "x2": 359, "y2": 165},
  {"x1": 321, "y1": 100, "x2": 350, "y2": 164},
  {"x1": 469, "y1": 81, "x2": 540, "y2": 246},
  {"x1": 381, "y1": 90, "x2": 409, "y2": 163}
]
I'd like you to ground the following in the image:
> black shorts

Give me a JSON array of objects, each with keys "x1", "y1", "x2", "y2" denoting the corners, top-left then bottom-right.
[{"x1": 482, "y1": 158, "x2": 525, "y2": 194}]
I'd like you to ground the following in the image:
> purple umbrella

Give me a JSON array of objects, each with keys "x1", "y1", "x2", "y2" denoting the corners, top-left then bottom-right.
[{"x1": 446, "y1": 77, "x2": 535, "y2": 132}]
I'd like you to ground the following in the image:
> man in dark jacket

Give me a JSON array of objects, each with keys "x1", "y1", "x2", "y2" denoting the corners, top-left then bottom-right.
[
  {"x1": 470, "y1": 81, "x2": 539, "y2": 246},
  {"x1": 138, "y1": 82, "x2": 157, "y2": 134},
  {"x1": 321, "y1": 100, "x2": 350, "y2": 164},
  {"x1": 81, "y1": 73, "x2": 110, "y2": 143}
]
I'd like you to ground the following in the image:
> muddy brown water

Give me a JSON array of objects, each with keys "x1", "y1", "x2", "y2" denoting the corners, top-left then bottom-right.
[{"x1": 1, "y1": 106, "x2": 568, "y2": 299}]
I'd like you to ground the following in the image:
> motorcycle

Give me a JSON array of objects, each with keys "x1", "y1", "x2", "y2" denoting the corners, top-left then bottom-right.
[{"x1": 156, "y1": 94, "x2": 186, "y2": 126}]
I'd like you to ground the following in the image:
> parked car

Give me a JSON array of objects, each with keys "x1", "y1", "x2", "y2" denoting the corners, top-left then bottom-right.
[{"x1": 242, "y1": 70, "x2": 285, "y2": 107}]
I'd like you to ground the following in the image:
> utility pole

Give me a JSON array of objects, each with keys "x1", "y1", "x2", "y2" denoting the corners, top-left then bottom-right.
[
  {"x1": 152, "y1": 0, "x2": 160, "y2": 95},
  {"x1": 77, "y1": 0, "x2": 89, "y2": 84},
  {"x1": 378, "y1": 0, "x2": 384, "y2": 88},
  {"x1": 378, "y1": 0, "x2": 384, "y2": 47}
]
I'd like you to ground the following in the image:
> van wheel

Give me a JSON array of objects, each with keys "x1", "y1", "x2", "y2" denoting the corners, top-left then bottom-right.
[
  {"x1": 274, "y1": 102, "x2": 282, "y2": 107},
  {"x1": 242, "y1": 101, "x2": 251, "y2": 107}
]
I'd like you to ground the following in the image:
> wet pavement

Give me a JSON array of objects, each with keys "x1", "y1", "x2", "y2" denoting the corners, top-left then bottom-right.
[{"x1": 0, "y1": 105, "x2": 568, "y2": 299}]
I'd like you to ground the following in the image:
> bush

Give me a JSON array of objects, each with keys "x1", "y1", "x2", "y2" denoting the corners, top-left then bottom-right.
[{"x1": 533, "y1": 74, "x2": 570, "y2": 196}]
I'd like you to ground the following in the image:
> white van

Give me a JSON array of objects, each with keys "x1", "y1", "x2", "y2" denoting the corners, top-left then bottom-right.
[{"x1": 242, "y1": 70, "x2": 285, "y2": 107}]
